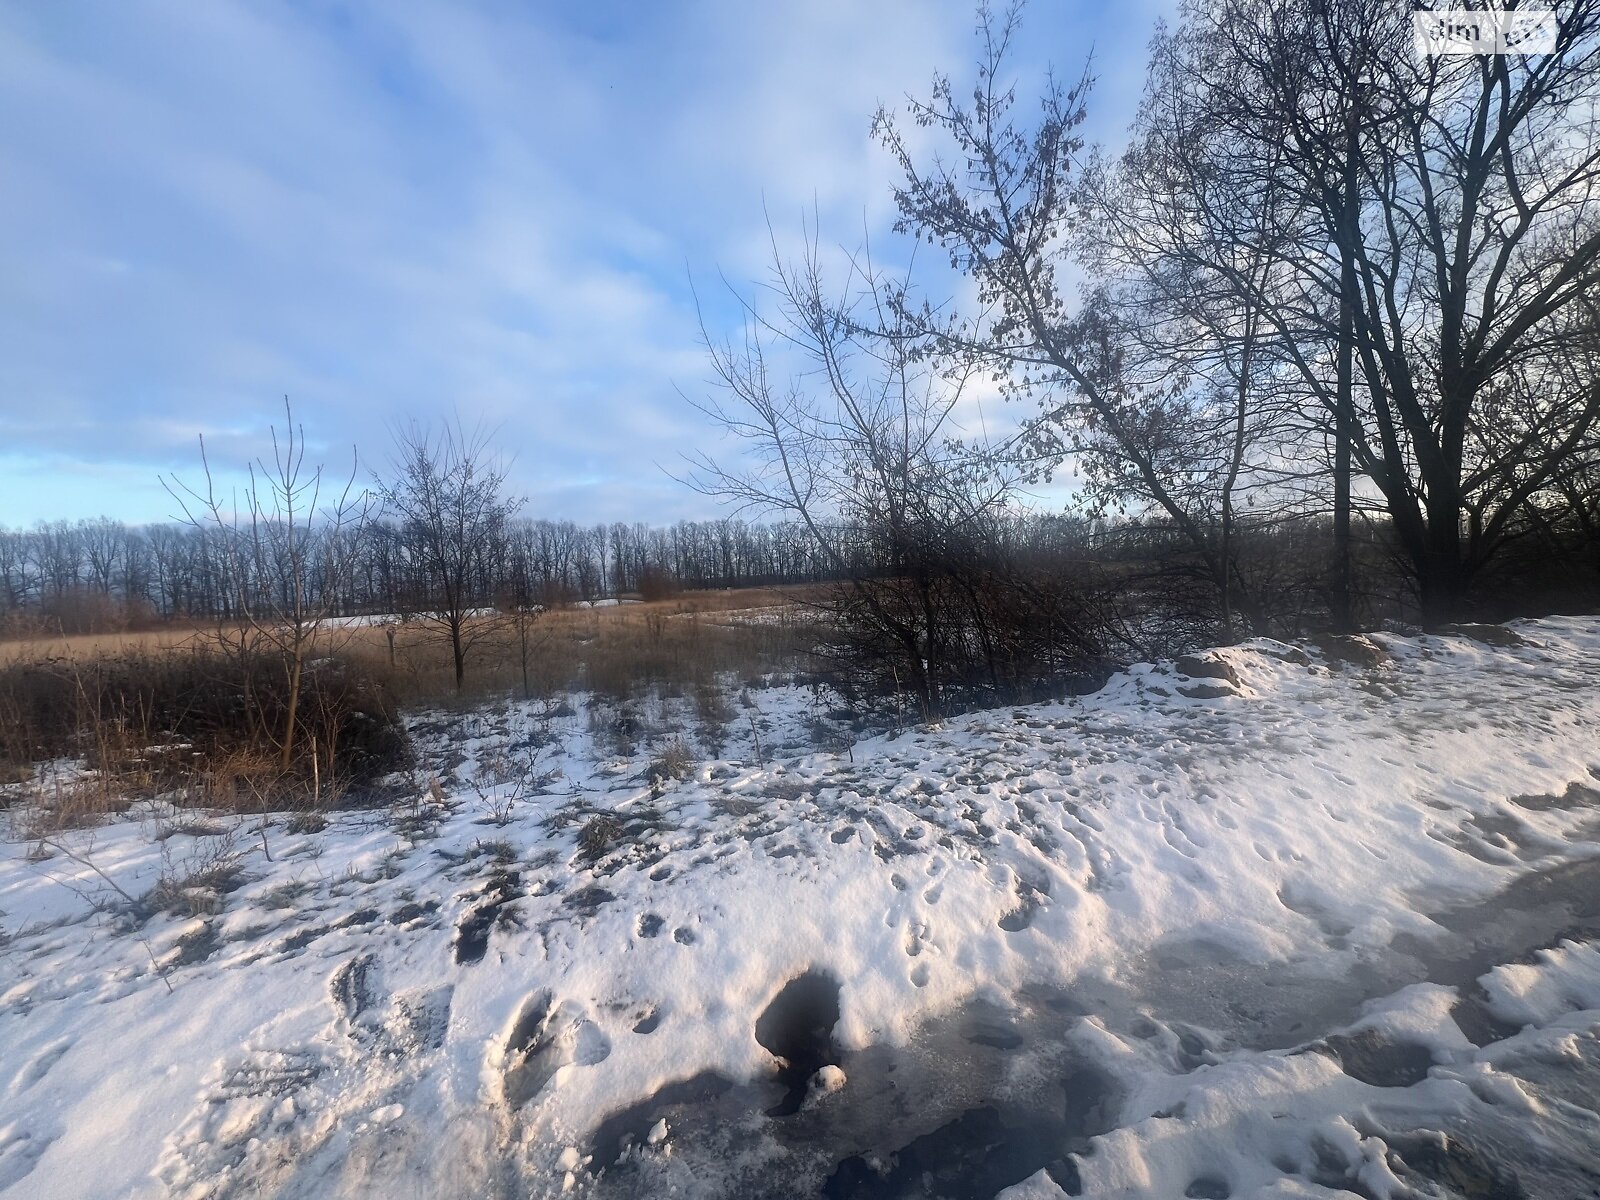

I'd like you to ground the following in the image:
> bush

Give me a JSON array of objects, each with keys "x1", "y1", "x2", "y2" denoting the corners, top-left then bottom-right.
[
  {"x1": 39, "y1": 588, "x2": 128, "y2": 636},
  {"x1": 0, "y1": 648, "x2": 411, "y2": 808},
  {"x1": 638, "y1": 564, "x2": 679, "y2": 602},
  {"x1": 648, "y1": 737, "x2": 695, "y2": 783},
  {"x1": 579, "y1": 813, "x2": 623, "y2": 859}
]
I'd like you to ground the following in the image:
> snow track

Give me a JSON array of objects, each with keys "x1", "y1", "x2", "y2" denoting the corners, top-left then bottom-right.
[{"x1": 2, "y1": 618, "x2": 1599, "y2": 1197}]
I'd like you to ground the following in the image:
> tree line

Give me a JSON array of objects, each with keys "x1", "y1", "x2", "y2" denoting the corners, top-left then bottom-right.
[{"x1": 0, "y1": 511, "x2": 837, "y2": 632}]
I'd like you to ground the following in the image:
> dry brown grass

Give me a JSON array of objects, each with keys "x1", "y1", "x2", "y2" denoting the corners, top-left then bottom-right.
[
  {"x1": 13, "y1": 774, "x2": 136, "y2": 838},
  {"x1": 0, "y1": 589, "x2": 825, "y2": 784},
  {"x1": 331, "y1": 588, "x2": 824, "y2": 706},
  {"x1": 0, "y1": 586, "x2": 823, "y2": 663},
  {"x1": 0, "y1": 622, "x2": 214, "y2": 664},
  {"x1": 0, "y1": 640, "x2": 411, "y2": 820},
  {"x1": 0, "y1": 589, "x2": 824, "y2": 828}
]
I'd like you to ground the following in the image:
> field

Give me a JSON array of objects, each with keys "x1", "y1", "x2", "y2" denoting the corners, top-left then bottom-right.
[
  {"x1": 0, "y1": 587, "x2": 818, "y2": 691},
  {"x1": 2, "y1": 616, "x2": 1599, "y2": 1198},
  {"x1": 0, "y1": 588, "x2": 834, "y2": 822}
]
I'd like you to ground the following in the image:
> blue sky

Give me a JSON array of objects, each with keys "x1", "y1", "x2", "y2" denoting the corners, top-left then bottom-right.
[{"x1": 0, "y1": 0, "x2": 1172, "y2": 528}]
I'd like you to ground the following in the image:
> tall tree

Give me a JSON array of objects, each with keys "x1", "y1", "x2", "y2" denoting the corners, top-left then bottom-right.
[
  {"x1": 1150, "y1": 0, "x2": 1600, "y2": 624},
  {"x1": 876, "y1": 0, "x2": 1600, "y2": 628}
]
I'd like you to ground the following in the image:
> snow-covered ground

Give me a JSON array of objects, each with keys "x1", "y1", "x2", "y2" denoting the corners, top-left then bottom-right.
[{"x1": 2, "y1": 618, "x2": 1599, "y2": 1198}]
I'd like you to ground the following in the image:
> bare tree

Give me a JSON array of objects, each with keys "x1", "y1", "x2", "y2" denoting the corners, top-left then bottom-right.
[
  {"x1": 685, "y1": 217, "x2": 1106, "y2": 715},
  {"x1": 871, "y1": 8, "x2": 1258, "y2": 630},
  {"x1": 377, "y1": 420, "x2": 523, "y2": 690},
  {"x1": 1144, "y1": 0, "x2": 1600, "y2": 625},
  {"x1": 165, "y1": 400, "x2": 373, "y2": 776},
  {"x1": 874, "y1": 0, "x2": 1600, "y2": 631}
]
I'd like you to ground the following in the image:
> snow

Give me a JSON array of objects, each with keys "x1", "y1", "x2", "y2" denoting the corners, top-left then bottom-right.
[
  {"x1": 318, "y1": 608, "x2": 501, "y2": 630},
  {"x1": 1480, "y1": 940, "x2": 1600, "y2": 1027},
  {"x1": 0, "y1": 617, "x2": 1598, "y2": 1197}
]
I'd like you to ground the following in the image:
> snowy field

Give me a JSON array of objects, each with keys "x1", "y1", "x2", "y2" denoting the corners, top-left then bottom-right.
[{"x1": 2, "y1": 618, "x2": 1599, "y2": 1198}]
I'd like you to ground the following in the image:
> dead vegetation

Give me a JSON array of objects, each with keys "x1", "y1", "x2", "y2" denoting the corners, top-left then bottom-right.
[
  {"x1": 0, "y1": 646, "x2": 410, "y2": 828},
  {"x1": 0, "y1": 588, "x2": 820, "y2": 825}
]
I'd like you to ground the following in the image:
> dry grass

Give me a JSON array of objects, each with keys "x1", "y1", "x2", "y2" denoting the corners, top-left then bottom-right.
[
  {"x1": 0, "y1": 587, "x2": 821, "y2": 662},
  {"x1": 0, "y1": 589, "x2": 826, "y2": 820},
  {"x1": 0, "y1": 622, "x2": 215, "y2": 664},
  {"x1": 0, "y1": 642, "x2": 411, "y2": 821},
  {"x1": 331, "y1": 588, "x2": 825, "y2": 706},
  {"x1": 13, "y1": 774, "x2": 136, "y2": 839}
]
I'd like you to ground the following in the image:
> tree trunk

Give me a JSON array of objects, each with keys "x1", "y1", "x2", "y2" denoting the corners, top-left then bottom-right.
[
  {"x1": 1330, "y1": 99, "x2": 1360, "y2": 635},
  {"x1": 1419, "y1": 492, "x2": 1467, "y2": 629},
  {"x1": 451, "y1": 619, "x2": 466, "y2": 690},
  {"x1": 281, "y1": 653, "x2": 302, "y2": 772}
]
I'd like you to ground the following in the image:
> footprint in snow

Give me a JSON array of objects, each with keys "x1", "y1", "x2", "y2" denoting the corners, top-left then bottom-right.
[
  {"x1": 1160, "y1": 823, "x2": 1199, "y2": 860},
  {"x1": 998, "y1": 880, "x2": 1047, "y2": 932},
  {"x1": 157, "y1": 1049, "x2": 325, "y2": 1198},
  {"x1": 380, "y1": 986, "x2": 454, "y2": 1057},
  {"x1": 500, "y1": 993, "x2": 612, "y2": 1108},
  {"x1": 0, "y1": 1124, "x2": 54, "y2": 1191},
  {"x1": 904, "y1": 921, "x2": 932, "y2": 958},
  {"x1": 330, "y1": 954, "x2": 378, "y2": 1032},
  {"x1": 11, "y1": 1039, "x2": 70, "y2": 1093},
  {"x1": 214, "y1": 1049, "x2": 324, "y2": 1101}
]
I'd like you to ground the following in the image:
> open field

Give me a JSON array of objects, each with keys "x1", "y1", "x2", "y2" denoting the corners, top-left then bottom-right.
[
  {"x1": 0, "y1": 587, "x2": 837, "y2": 831},
  {"x1": 0, "y1": 586, "x2": 826, "y2": 711},
  {"x1": 0, "y1": 587, "x2": 816, "y2": 662}
]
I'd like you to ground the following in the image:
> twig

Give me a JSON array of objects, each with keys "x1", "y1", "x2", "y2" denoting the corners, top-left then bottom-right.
[{"x1": 35, "y1": 835, "x2": 175, "y2": 995}]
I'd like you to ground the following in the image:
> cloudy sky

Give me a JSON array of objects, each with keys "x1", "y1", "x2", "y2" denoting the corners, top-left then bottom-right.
[{"x1": 0, "y1": 0, "x2": 1171, "y2": 528}]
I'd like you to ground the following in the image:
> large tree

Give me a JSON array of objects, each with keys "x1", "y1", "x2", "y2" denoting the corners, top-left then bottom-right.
[{"x1": 876, "y1": 0, "x2": 1600, "y2": 627}]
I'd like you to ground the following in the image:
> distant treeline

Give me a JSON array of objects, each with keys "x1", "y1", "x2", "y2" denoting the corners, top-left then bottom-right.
[
  {"x1": 5, "y1": 499, "x2": 1596, "y2": 642},
  {"x1": 0, "y1": 516, "x2": 816, "y2": 630},
  {"x1": 0, "y1": 511, "x2": 1143, "y2": 633}
]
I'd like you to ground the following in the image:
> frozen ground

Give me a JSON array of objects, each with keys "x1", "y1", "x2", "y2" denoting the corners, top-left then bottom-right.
[{"x1": 1, "y1": 619, "x2": 1599, "y2": 1198}]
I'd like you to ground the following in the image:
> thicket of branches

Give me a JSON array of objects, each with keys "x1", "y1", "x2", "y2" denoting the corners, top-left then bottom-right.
[{"x1": 685, "y1": 0, "x2": 1600, "y2": 713}]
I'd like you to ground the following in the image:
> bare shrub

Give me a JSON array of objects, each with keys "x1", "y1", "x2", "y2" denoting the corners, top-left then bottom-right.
[
  {"x1": 0, "y1": 648, "x2": 410, "y2": 810},
  {"x1": 40, "y1": 588, "x2": 129, "y2": 636},
  {"x1": 148, "y1": 830, "x2": 245, "y2": 918},
  {"x1": 578, "y1": 813, "x2": 623, "y2": 860},
  {"x1": 284, "y1": 809, "x2": 328, "y2": 835},
  {"x1": 16, "y1": 774, "x2": 132, "y2": 839},
  {"x1": 469, "y1": 742, "x2": 557, "y2": 826},
  {"x1": 686, "y1": 218, "x2": 1116, "y2": 719},
  {"x1": 648, "y1": 737, "x2": 695, "y2": 784},
  {"x1": 694, "y1": 677, "x2": 734, "y2": 757},
  {"x1": 638, "y1": 565, "x2": 679, "y2": 603}
]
